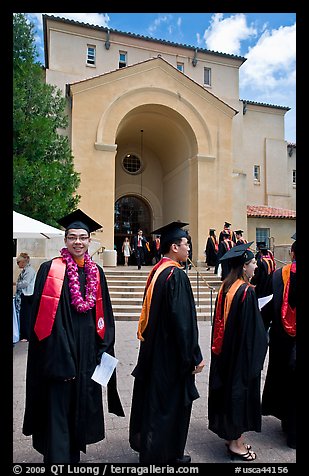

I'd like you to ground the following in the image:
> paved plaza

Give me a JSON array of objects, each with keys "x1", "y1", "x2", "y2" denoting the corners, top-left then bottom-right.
[{"x1": 13, "y1": 320, "x2": 296, "y2": 466}]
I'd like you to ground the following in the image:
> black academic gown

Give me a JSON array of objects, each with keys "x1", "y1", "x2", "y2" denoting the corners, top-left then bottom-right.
[
  {"x1": 129, "y1": 265, "x2": 203, "y2": 464},
  {"x1": 205, "y1": 236, "x2": 218, "y2": 267},
  {"x1": 251, "y1": 258, "x2": 274, "y2": 331},
  {"x1": 208, "y1": 283, "x2": 268, "y2": 440},
  {"x1": 22, "y1": 259, "x2": 124, "y2": 463},
  {"x1": 261, "y1": 265, "x2": 296, "y2": 445},
  {"x1": 217, "y1": 239, "x2": 234, "y2": 279}
]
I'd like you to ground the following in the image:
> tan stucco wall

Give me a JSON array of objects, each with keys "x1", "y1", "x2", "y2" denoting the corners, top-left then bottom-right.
[
  {"x1": 46, "y1": 17, "x2": 242, "y2": 103},
  {"x1": 247, "y1": 217, "x2": 296, "y2": 248},
  {"x1": 69, "y1": 58, "x2": 235, "y2": 262},
  {"x1": 42, "y1": 17, "x2": 296, "y2": 266}
]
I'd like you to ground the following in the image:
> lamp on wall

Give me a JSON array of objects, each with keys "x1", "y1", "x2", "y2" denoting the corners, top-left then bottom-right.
[
  {"x1": 192, "y1": 48, "x2": 198, "y2": 67},
  {"x1": 105, "y1": 30, "x2": 110, "y2": 50},
  {"x1": 287, "y1": 144, "x2": 294, "y2": 157}
]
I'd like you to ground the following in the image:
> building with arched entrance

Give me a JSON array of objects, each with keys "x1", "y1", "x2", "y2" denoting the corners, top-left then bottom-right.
[{"x1": 42, "y1": 15, "x2": 296, "y2": 266}]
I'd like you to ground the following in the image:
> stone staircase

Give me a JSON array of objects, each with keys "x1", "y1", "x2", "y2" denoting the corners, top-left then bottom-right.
[{"x1": 104, "y1": 265, "x2": 221, "y2": 321}]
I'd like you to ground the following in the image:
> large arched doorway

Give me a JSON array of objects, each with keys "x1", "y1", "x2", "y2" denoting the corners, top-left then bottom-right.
[{"x1": 114, "y1": 195, "x2": 152, "y2": 265}]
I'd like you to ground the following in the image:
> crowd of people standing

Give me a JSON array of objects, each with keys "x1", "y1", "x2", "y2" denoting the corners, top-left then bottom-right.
[{"x1": 14, "y1": 212, "x2": 296, "y2": 463}]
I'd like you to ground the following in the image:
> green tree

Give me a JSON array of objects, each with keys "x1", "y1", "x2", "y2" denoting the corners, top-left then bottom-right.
[{"x1": 13, "y1": 13, "x2": 80, "y2": 227}]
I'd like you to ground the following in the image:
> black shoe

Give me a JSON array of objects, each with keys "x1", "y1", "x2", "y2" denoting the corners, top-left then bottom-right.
[
  {"x1": 138, "y1": 266, "x2": 141, "y2": 270},
  {"x1": 174, "y1": 455, "x2": 191, "y2": 464}
]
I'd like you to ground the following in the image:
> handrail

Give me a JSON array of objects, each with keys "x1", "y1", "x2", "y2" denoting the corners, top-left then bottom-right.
[
  {"x1": 91, "y1": 245, "x2": 105, "y2": 258},
  {"x1": 187, "y1": 258, "x2": 216, "y2": 324},
  {"x1": 187, "y1": 258, "x2": 216, "y2": 291}
]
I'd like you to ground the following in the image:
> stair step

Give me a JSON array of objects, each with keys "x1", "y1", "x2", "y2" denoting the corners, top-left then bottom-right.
[{"x1": 105, "y1": 266, "x2": 218, "y2": 321}]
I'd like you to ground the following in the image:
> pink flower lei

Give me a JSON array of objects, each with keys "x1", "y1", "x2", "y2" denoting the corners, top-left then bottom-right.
[{"x1": 60, "y1": 247, "x2": 98, "y2": 313}]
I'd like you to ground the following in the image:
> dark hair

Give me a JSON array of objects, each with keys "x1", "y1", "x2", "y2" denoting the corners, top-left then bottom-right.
[
  {"x1": 291, "y1": 241, "x2": 296, "y2": 258},
  {"x1": 161, "y1": 237, "x2": 183, "y2": 255},
  {"x1": 222, "y1": 258, "x2": 252, "y2": 292}
]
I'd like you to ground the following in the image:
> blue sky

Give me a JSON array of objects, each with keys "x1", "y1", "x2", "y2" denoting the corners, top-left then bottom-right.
[{"x1": 26, "y1": 12, "x2": 296, "y2": 143}]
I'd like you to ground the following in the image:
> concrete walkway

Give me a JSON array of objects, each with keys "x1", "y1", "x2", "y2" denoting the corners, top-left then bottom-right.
[{"x1": 13, "y1": 320, "x2": 296, "y2": 465}]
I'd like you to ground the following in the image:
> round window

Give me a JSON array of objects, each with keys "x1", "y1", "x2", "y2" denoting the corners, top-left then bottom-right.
[{"x1": 122, "y1": 154, "x2": 142, "y2": 174}]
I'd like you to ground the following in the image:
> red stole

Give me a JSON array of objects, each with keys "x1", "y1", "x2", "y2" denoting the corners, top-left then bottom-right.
[
  {"x1": 34, "y1": 258, "x2": 105, "y2": 341},
  {"x1": 212, "y1": 279, "x2": 246, "y2": 355},
  {"x1": 211, "y1": 236, "x2": 218, "y2": 252},
  {"x1": 281, "y1": 262, "x2": 296, "y2": 337},
  {"x1": 224, "y1": 238, "x2": 234, "y2": 251}
]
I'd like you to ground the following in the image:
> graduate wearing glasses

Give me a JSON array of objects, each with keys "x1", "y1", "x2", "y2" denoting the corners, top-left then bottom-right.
[
  {"x1": 23, "y1": 209, "x2": 124, "y2": 463},
  {"x1": 129, "y1": 221, "x2": 205, "y2": 464}
]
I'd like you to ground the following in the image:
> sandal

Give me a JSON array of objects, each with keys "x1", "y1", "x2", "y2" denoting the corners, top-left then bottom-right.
[
  {"x1": 225, "y1": 442, "x2": 252, "y2": 451},
  {"x1": 228, "y1": 449, "x2": 256, "y2": 461}
]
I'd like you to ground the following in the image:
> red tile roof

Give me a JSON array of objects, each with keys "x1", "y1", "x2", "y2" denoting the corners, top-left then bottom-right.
[{"x1": 247, "y1": 205, "x2": 296, "y2": 219}]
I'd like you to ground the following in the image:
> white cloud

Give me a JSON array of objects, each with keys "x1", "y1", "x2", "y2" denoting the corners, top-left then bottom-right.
[
  {"x1": 240, "y1": 24, "x2": 296, "y2": 92},
  {"x1": 28, "y1": 13, "x2": 110, "y2": 32},
  {"x1": 147, "y1": 14, "x2": 183, "y2": 41},
  {"x1": 203, "y1": 13, "x2": 257, "y2": 55},
  {"x1": 200, "y1": 13, "x2": 296, "y2": 141},
  {"x1": 147, "y1": 15, "x2": 170, "y2": 36}
]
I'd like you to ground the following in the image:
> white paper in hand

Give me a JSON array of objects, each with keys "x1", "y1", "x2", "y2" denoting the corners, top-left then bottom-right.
[
  {"x1": 91, "y1": 352, "x2": 118, "y2": 387},
  {"x1": 258, "y1": 294, "x2": 273, "y2": 311}
]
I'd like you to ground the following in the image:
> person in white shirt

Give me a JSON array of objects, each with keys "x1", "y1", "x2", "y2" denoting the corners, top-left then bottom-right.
[{"x1": 15, "y1": 252, "x2": 36, "y2": 342}]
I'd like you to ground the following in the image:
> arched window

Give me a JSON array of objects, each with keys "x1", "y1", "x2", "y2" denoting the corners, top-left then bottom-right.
[{"x1": 114, "y1": 196, "x2": 151, "y2": 236}]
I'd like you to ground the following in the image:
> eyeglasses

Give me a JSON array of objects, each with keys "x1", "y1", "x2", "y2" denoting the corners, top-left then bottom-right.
[{"x1": 66, "y1": 235, "x2": 90, "y2": 242}]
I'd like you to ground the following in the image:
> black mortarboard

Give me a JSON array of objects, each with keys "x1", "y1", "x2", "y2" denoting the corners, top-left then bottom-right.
[
  {"x1": 235, "y1": 229, "x2": 243, "y2": 234},
  {"x1": 224, "y1": 222, "x2": 231, "y2": 228},
  {"x1": 151, "y1": 221, "x2": 188, "y2": 248},
  {"x1": 291, "y1": 232, "x2": 296, "y2": 240},
  {"x1": 256, "y1": 241, "x2": 267, "y2": 250},
  {"x1": 209, "y1": 228, "x2": 216, "y2": 232},
  {"x1": 58, "y1": 209, "x2": 102, "y2": 233},
  {"x1": 219, "y1": 241, "x2": 254, "y2": 266}
]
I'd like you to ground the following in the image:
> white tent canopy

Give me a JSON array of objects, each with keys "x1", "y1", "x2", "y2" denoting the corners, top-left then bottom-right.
[{"x1": 13, "y1": 211, "x2": 65, "y2": 239}]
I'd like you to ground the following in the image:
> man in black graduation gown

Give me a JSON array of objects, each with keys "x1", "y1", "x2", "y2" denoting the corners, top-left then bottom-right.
[
  {"x1": 218, "y1": 221, "x2": 236, "y2": 243},
  {"x1": 129, "y1": 221, "x2": 205, "y2": 464},
  {"x1": 262, "y1": 235, "x2": 296, "y2": 449},
  {"x1": 22, "y1": 209, "x2": 124, "y2": 463},
  {"x1": 216, "y1": 231, "x2": 235, "y2": 279},
  {"x1": 234, "y1": 229, "x2": 247, "y2": 246}
]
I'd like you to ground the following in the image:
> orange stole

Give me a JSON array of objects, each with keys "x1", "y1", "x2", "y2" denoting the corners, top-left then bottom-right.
[
  {"x1": 212, "y1": 279, "x2": 246, "y2": 355},
  {"x1": 281, "y1": 262, "x2": 296, "y2": 337},
  {"x1": 137, "y1": 259, "x2": 182, "y2": 341}
]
